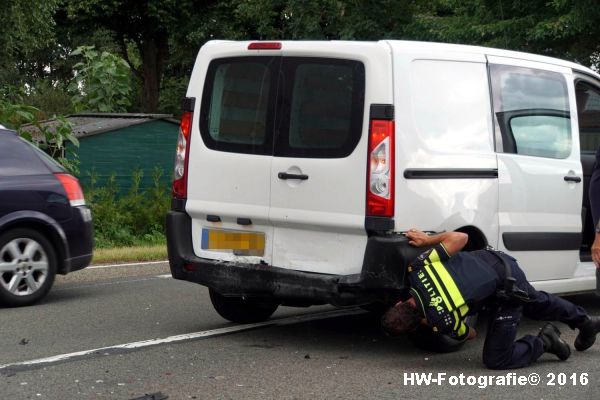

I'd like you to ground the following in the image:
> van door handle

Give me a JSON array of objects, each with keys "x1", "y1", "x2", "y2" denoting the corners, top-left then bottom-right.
[
  {"x1": 564, "y1": 176, "x2": 581, "y2": 183},
  {"x1": 278, "y1": 172, "x2": 309, "y2": 180}
]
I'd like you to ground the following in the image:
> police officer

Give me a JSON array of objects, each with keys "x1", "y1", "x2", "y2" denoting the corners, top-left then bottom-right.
[
  {"x1": 381, "y1": 229, "x2": 600, "y2": 370},
  {"x1": 589, "y1": 145, "x2": 600, "y2": 268}
]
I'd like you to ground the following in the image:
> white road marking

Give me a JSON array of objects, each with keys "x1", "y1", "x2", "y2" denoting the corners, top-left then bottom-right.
[
  {"x1": 156, "y1": 274, "x2": 172, "y2": 279},
  {"x1": 87, "y1": 261, "x2": 168, "y2": 270},
  {"x1": 53, "y1": 276, "x2": 162, "y2": 291},
  {"x1": 0, "y1": 309, "x2": 364, "y2": 371}
]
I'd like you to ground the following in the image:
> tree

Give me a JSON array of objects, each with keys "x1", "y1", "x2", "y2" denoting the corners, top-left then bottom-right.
[
  {"x1": 190, "y1": 0, "x2": 417, "y2": 41},
  {"x1": 65, "y1": 0, "x2": 214, "y2": 113},
  {"x1": 0, "y1": 0, "x2": 60, "y2": 86},
  {"x1": 404, "y1": 0, "x2": 600, "y2": 70}
]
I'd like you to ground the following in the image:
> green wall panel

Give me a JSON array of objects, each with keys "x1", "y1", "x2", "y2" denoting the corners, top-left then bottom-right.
[{"x1": 69, "y1": 120, "x2": 178, "y2": 193}]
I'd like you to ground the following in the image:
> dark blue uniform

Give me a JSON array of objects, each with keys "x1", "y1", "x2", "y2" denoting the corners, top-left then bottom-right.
[
  {"x1": 409, "y1": 245, "x2": 589, "y2": 369},
  {"x1": 590, "y1": 146, "x2": 600, "y2": 228}
]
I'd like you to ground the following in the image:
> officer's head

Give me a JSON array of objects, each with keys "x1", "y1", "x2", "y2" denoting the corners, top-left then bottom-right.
[{"x1": 381, "y1": 297, "x2": 424, "y2": 336}]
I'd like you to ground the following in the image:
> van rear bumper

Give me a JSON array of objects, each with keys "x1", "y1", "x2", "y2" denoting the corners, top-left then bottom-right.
[{"x1": 166, "y1": 210, "x2": 412, "y2": 306}]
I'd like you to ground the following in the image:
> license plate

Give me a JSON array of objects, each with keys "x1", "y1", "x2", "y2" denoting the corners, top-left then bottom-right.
[{"x1": 201, "y1": 228, "x2": 265, "y2": 256}]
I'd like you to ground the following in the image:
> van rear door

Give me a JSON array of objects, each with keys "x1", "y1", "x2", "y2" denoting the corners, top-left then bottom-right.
[
  {"x1": 186, "y1": 44, "x2": 280, "y2": 264},
  {"x1": 269, "y1": 43, "x2": 393, "y2": 275}
]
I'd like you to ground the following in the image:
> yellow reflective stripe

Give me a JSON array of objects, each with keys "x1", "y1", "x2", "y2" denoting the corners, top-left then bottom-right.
[
  {"x1": 457, "y1": 321, "x2": 467, "y2": 336},
  {"x1": 429, "y1": 249, "x2": 442, "y2": 263},
  {"x1": 453, "y1": 311, "x2": 461, "y2": 331},
  {"x1": 459, "y1": 304, "x2": 469, "y2": 317},
  {"x1": 423, "y1": 265, "x2": 457, "y2": 329},
  {"x1": 430, "y1": 262, "x2": 466, "y2": 311}
]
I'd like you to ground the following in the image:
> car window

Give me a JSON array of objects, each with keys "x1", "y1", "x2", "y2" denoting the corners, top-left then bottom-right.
[
  {"x1": 490, "y1": 64, "x2": 572, "y2": 159},
  {"x1": 275, "y1": 58, "x2": 365, "y2": 158},
  {"x1": 200, "y1": 56, "x2": 278, "y2": 155},
  {"x1": 23, "y1": 137, "x2": 66, "y2": 173},
  {"x1": 576, "y1": 81, "x2": 600, "y2": 153},
  {"x1": 0, "y1": 134, "x2": 52, "y2": 176}
]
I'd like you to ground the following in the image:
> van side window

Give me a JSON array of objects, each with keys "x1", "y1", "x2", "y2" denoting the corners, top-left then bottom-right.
[
  {"x1": 576, "y1": 81, "x2": 600, "y2": 153},
  {"x1": 490, "y1": 64, "x2": 572, "y2": 159},
  {"x1": 200, "y1": 57, "x2": 279, "y2": 155},
  {"x1": 275, "y1": 58, "x2": 365, "y2": 158}
]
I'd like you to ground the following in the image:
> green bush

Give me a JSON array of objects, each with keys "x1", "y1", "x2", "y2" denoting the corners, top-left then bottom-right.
[{"x1": 86, "y1": 167, "x2": 170, "y2": 248}]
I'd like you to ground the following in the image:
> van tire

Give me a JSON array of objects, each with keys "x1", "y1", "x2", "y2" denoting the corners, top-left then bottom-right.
[{"x1": 209, "y1": 288, "x2": 279, "y2": 323}]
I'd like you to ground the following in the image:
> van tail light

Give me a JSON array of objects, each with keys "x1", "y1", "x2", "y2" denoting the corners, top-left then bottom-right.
[
  {"x1": 54, "y1": 173, "x2": 85, "y2": 207},
  {"x1": 172, "y1": 111, "x2": 192, "y2": 199},
  {"x1": 366, "y1": 119, "x2": 395, "y2": 217}
]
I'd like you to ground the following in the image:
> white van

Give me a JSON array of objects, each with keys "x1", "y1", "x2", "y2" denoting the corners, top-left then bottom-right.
[{"x1": 166, "y1": 40, "x2": 600, "y2": 324}]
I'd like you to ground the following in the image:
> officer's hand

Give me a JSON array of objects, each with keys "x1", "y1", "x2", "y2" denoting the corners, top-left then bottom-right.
[
  {"x1": 467, "y1": 327, "x2": 477, "y2": 340},
  {"x1": 405, "y1": 229, "x2": 430, "y2": 247},
  {"x1": 592, "y1": 233, "x2": 600, "y2": 268}
]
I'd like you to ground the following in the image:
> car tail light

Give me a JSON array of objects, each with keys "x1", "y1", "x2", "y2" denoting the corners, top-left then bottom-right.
[
  {"x1": 54, "y1": 173, "x2": 85, "y2": 207},
  {"x1": 366, "y1": 119, "x2": 395, "y2": 217},
  {"x1": 248, "y1": 42, "x2": 282, "y2": 50},
  {"x1": 173, "y1": 111, "x2": 192, "y2": 199}
]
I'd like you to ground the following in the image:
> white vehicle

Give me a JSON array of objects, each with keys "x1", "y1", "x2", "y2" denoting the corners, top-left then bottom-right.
[{"x1": 167, "y1": 40, "x2": 600, "y2": 324}]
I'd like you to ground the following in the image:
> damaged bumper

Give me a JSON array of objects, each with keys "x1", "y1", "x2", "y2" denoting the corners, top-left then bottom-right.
[{"x1": 166, "y1": 210, "x2": 417, "y2": 306}]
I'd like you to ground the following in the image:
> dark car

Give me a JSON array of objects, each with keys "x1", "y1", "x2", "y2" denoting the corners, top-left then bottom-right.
[{"x1": 0, "y1": 128, "x2": 93, "y2": 306}]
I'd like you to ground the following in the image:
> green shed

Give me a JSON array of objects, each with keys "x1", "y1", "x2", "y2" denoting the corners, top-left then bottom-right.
[{"x1": 63, "y1": 113, "x2": 179, "y2": 193}]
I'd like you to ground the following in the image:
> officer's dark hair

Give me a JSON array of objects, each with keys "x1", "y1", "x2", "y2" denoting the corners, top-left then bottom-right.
[{"x1": 381, "y1": 301, "x2": 423, "y2": 336}]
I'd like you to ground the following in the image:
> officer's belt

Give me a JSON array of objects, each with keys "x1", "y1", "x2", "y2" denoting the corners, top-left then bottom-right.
[{"x1": 485, "y1": 248, "x2": 531, "y2": 303}]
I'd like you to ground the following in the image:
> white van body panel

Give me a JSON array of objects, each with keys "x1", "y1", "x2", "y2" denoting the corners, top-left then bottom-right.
[{"x1": 388, "y1": 43, "x2": 499, "y2": 248}]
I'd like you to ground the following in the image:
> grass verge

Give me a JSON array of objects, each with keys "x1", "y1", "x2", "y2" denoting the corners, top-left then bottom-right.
[{"x1": 92, "y1": 244, "x2": 168, "y2": 264}]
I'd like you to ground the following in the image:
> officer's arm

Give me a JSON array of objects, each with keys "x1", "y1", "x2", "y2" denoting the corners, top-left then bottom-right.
[{"x1": 406, "y1": 229, "x2": 468, "y2": 257}]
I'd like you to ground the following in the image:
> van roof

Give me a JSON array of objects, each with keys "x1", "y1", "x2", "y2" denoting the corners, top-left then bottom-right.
[
  {"x1": 224, "y1": 39, "x2": 599, "y2": 79},
  {"x1": 383, "y1": 40, "x2": 599, "y2": 79}
]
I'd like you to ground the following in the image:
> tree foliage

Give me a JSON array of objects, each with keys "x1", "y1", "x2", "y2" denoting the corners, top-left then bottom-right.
[
  {"x1": 0, "y1": 0, "x2": 59, "y2": 60},
  {"x1": 2, "y1": 0, "x2": 600, "y2": 119},
  {"x1": 405, "y1": 0, "x2": 600, "y2": 69},
  {"x1": 0, "y1": 0, "x2": 61, "y2": 87},
  {"x1": 68, "y1": 46, "x2": 133, "y2": 113},
  {"x1": 64, "y1": 0, "x2": 213, "y2": 112}
]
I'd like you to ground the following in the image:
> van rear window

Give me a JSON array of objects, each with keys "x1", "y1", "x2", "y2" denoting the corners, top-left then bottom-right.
[
  {"x1": 275, "y1": 59, "x2": 365, "y2": 158},
  {"x1": 200, "y1": 56, "x2": 364, "y2": 158},
  {"x1": 200, "y1": 57, "x2": 278, "y2": 155}
]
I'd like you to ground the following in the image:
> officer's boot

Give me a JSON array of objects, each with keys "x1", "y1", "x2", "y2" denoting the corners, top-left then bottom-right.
[
  {"x1": 575, "y1": 316, "x2": 600, "y2": 351},
  {"x1": 538, "y1": 323, "x2": 571, "y2": 361}
]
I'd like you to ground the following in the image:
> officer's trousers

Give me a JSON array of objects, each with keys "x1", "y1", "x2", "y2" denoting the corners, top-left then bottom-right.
[{"x1": 481, "y1": 259, "x2": 589, "y2": 370}]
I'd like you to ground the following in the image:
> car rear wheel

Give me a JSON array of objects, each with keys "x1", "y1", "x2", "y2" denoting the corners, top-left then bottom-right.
[
  {"x1": 0, "y1": 228, "x2": 57, "y2": 307},
  {"x1": 209, "y1": 288, "x2": 279, "y2": 323}
]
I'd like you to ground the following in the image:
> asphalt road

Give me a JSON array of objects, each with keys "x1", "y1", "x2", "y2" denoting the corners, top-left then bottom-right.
[{"x1": 2, "y1": 262, "x2": 600, "y2": 399}]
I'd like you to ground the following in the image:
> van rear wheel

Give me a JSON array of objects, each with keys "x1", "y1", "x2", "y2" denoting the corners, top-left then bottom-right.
[{"x1": 209, "y1": 288, "x2": 279, "y2": 323}]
